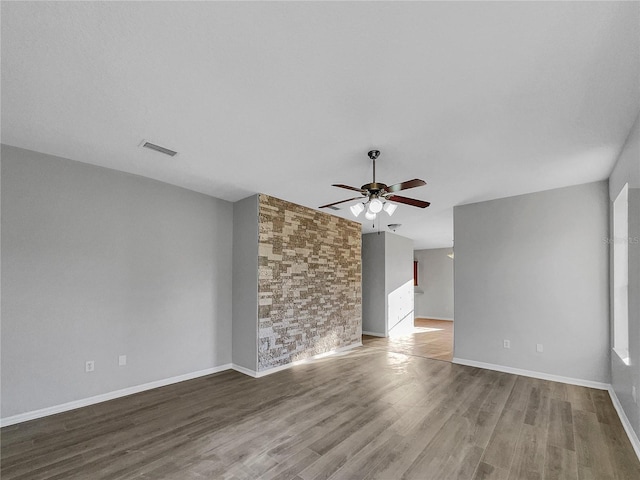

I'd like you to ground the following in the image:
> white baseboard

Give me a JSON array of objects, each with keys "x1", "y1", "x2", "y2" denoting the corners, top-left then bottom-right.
[
  {"x1": 452, "y1": 357, "x2": 640, "y2": 461},
  {"x1": 415, "y1": 315, "x2": 453, "y2": 321},
  {"x1": 362, "y1": 330, "x2": 386, "y2": 337},
  {"x1": 7, "y1": 350, "x2": 637, "y2": 464},
  {"x1": 451, "y1": 357, "x2": 609, "y2": 390},
  {"x1": 0, "y1": 364, "x2": 233, "y2": 427},
  {"x1": 1, "y1": 343, "x2": 364, "y2": 426},
  {"x1": 252, "y1": 342, "x2": 363, "y2": 378},
  {"x1": 231, "y1": 364, "x2": 257, "y2": 377},
  {"x1": 608, "y1": 387, "x2": 640, "y2": 461}
]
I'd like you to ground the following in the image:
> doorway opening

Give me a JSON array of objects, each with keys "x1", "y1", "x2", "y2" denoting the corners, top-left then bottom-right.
[{"x1": 362, "y1": 317, "x2": 453, "y2": 362}]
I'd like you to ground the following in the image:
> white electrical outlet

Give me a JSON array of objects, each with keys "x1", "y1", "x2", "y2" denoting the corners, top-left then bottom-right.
[
  {"x1": 85, "y1": 360, "x2": 95, "y2": 372},
  {"x1": 536, "y1": 344, "x2": 544, "y2": 353},
  {"x1": 118, "y1": 355, "x2": 127, "y2": 366},
  {"x1": 503, "y1": 339, "x2": 511, "y2": 349}
]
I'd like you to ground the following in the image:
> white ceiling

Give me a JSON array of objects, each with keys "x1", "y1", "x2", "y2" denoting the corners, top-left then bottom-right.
[{"x1": 2, "y1": 1, "x2": 639, "y2": 249}]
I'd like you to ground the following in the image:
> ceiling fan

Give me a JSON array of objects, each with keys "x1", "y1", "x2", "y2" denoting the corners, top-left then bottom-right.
[{"x1": 319, "y1": 150, "x2": 430, "y2": 221}]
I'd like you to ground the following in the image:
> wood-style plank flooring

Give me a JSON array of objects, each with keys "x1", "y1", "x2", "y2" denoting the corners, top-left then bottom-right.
[
  {"x1": 363, "y1": 318, "x2": 454, "y2": 362},
  {"x1": 2, "y1": 336, "x2": 639, "y2": 479}
]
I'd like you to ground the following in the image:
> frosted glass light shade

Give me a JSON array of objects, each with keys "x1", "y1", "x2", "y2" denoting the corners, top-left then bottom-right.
[
  {"x1": 383, "y1": 203, "x2": 397, "y2": 216},
  {"x1": 350, "y1": 203, "x2": 365, "y2": 217},
  {"x1": 369, "y1": 198, "x2": 383, "y2": 213},
  {"x1": 365, "y1": 211, "x2": 376, "y2": 221}
]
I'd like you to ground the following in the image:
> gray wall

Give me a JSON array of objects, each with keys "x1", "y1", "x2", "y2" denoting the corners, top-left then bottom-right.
[
  {"x1": 609, "y1": 113, "x2": 640, "y2": 440},
  {"x1": 362, "y1": 232, "x2": 414, "y2": 336},
  {"x1": 232, "y1": 195, "x2": 258, "y2": 371},
  {"x1": 362, "y1": 233, "x2": 386, "y2": 335},
  {"x1": 454, "y1": 181, "x2": 610, "y2": 383},
  {"x1": 414, "y1": 248, "x2": 454, "y2": 320},
  {"x1": 385, "y1": 232, "x2": 414, "y2": 334},
  {"x1": 1, "y1": 145, "x2": 233, "y2": 418}
]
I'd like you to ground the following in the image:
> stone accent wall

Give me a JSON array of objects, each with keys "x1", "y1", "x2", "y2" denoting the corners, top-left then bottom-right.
[{"x1": 257, "y1": 194, "x2": 362, "y2": 371}]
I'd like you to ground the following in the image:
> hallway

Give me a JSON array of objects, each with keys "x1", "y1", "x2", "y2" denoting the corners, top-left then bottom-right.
[{"x1": 362, "y1": 318, "x2": 453, "y2": 362}]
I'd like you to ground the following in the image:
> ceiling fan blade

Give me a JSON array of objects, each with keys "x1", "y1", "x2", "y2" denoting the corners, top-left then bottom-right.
[
  {"x1": 319, "y1": 197, "x2": 363, "y2": 209},
  {"x1": 332, "y1": 184, "x2": 366, "y2": 193},
  {"x1": 386, "y1": 195, "x2": 431, "y2": 208},
  {"x1": 385, "y1": 179, "x2": 426, "y2": 194}
]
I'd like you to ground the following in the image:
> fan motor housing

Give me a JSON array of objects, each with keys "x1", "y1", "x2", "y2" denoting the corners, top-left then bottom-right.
[{"x1": 361, "y1": 182, "x2": 388, "y2": 194}]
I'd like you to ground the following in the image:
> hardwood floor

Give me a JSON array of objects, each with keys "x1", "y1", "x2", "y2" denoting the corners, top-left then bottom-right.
[
  {"x1": 2, "y1": 341, "x2": 639, "y2": 479},
  {"x1": 363, "y1": 318, "x2": 454, "y2": 362}
]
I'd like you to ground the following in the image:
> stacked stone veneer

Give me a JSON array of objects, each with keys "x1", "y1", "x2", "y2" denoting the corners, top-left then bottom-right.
[{"x1": 257, "y1": 194, "x2": 362, "y2": 371}]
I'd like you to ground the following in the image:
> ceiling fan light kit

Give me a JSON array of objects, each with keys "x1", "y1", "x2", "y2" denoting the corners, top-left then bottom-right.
[
  {"x1": 383, "y1": 202, "x2": 397, "y2": 216},
  {"x1": 319, "y1": 150, "x2": 431, "y2": 224},
  {"x1": 368, "y1": 198, "x2": 383, "y2": 213},
  {"x1": 350, "y1": 203, "x2": 365, "y2": 217}
]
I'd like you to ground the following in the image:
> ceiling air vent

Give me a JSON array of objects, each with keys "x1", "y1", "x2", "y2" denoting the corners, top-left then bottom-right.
[{"x1": 140, "y1": 140, "x2": 178, "y2": 157}]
